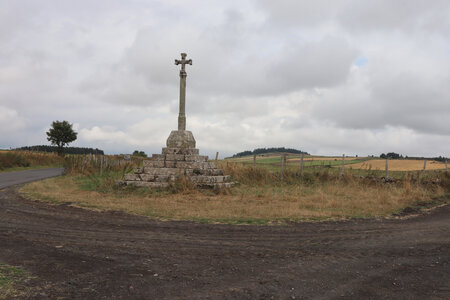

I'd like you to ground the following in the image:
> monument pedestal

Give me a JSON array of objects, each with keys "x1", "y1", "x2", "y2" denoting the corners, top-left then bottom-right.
[{"x1": 121, "y1": 131, "x2": 233, "y2": 188}]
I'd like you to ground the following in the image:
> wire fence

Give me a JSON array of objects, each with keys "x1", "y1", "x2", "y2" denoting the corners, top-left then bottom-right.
[
  {"x1": 64, "y1": 154, "x2": 144, "y2": 176},
  {"x1": 228, "y1": 153, "x2": 449, "y2": 181}
]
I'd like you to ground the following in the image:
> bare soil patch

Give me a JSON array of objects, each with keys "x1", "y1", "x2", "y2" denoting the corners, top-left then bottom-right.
[{"x1": 1, "y1": 186, "x2": 449, "y2": 299}]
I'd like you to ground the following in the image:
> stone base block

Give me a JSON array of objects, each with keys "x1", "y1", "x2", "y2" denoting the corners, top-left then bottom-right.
[
  {"x1": 162, "y1": 147, "x2": 199, "y2": 155},
  {"x1": 166, "y1": 130, "x2": 196, "y2": 148},
  {"x1": 121, "y1": 143, "x2": 233, "y2": 189},
  {"x1": 126, "y1": 181, "x2": 169, "y2": 188}
]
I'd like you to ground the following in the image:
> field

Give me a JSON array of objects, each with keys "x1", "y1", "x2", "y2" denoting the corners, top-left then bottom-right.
[
  {"x1": 227, "y1": 153, "x2": 448, "y2": 173},
  {"x1": 226, "y1": 154, "x2": 370, "y2": 173},
  {"x1": 347, "y1": 159, "x2": 447, "y2": 171}
]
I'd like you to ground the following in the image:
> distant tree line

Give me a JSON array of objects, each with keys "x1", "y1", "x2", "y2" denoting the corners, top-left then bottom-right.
[
  {"x1": 232, "y1": 147, "x2": 309, "y2": 158},
  {"x1": 380, "y1": 152, "x2": 403, "y2": 159},
  {"x1": 16, "y1": 145, "x2": 104, "y2": 155},
  {"x1": 405, "y1": 156, "x2": 447, "y2": 162},
  {"x1": 380, "y1": 152, "x2": 447, "y2": 162}
]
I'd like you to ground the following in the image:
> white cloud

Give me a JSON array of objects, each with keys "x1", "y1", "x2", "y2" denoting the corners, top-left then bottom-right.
[{"x1": 0, "y1": 106, "x2": 26, "y2": 133}]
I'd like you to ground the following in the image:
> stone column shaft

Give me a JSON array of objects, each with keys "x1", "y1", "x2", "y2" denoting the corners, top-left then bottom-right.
[{"x1": 178, "y1": 71, "x2": 186, "y2": 131}]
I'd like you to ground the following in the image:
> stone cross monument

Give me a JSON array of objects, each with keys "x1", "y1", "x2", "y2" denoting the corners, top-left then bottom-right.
[
  {"x1": 166, "y1": 53, "x2": 196, "y2": 149},
  {"x1": 120, "y1": 52, "x2": 233, "y2": 188},
  {"x1": 175, "y1": 53, "x2": 192, "y2": 131}
]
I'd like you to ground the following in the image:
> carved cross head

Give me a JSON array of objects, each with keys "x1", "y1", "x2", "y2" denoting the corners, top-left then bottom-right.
[{"x1": 175, "y1": 53, "x2": 192, "y2": 72}]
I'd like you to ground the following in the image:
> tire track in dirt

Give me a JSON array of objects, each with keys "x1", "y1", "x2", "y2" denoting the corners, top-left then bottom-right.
[{"x1": 0, "y1": 186, "x2": 449, "y2": 299}]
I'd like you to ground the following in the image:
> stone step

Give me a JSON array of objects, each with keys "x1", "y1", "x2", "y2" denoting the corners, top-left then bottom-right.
[
  {"x1": 144, "y1": 155, "x2": 209, "y2": 168},
  {"x1": 196, "y1": 182, "x2": 234, "y2": 188},
  {"x1": 126, "y1": 172, "x2": 231, "y2": 183},
  {"x1": 120, "y1": 179, "x2": 232, "y2": 189},
  {"x1": 190, "y1": 175, "x2": 231, "y2": 184},
  {"x1": 124, "y1": 173, "x2": 140, "y2": 181},
  {"x1": 175, "y1": 161, "x2": 216, "y2": 169},
  {"x1": 124, "y1": 173, "x2": 177, "y2": 182},
  {"x1": 151, "y1": 154, "x2": 165, "y2": 161},
  {"x1": 125, "y1": 181, "x2": 169, "y2": 188},
  {"x1": 184, "y1": 155, "x2": 208, "y2": 162},
  {"x1": 184, "y1": 168, "x2": 224, "y2": 176},
  {"x1": 162, "y1": 147, "x2": 199, "y2": 155},
  {"x1": 143, "y1": 167, "x2": 181, "y2": 176},
  {"x1": 143, "y1": 161, "x2": 165, "y2": 168},
  {"x1": 200, "y1": 169, "x2": 224, "y2": 176}
]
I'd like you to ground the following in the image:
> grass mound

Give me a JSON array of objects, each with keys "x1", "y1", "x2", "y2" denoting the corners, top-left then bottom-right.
[{"x1": 21, "y1": 160, "x2": 449, "y2": 224}]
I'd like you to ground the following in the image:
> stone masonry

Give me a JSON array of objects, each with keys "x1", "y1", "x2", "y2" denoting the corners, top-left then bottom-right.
[
  {"x1": 122, "y1": 144, "x2": 232, "y2": 188},
  {"x1": 121, "y1": 53, "x2": 233, "y2": 188}
]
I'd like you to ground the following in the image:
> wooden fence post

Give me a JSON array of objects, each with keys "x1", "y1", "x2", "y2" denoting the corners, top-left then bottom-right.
[
  {"x1": 215, "y1": 152, "x2": 219, "y2": 161},
  {"x1": 253, "y1": 154, "x2": 256, "y2": 167},
  {"x1": 340, "y1": 154, "x2": 345, "y2": 175},
  {"x1": 299, "y1": 153, "x2": 304, "y2": 175},
  {"x1": 446, "y1": 158, "x2": 448, "y2": 173},
  {"x1": 280, "y1": 154, "x2": 285, "y2": 180},
  {"x1": 421, "y1": 159, "x2": 427, "y2": 177},
  {"x1": 385, "y1": 158, "x2": 389, "y2": 178},
  {"x1": 100, "y1": 155, "x2": 103, "y2": 177}
]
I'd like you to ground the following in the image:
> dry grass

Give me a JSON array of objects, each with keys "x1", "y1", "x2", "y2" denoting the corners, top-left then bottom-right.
[
  {"x1": 0, "y1": 151, "x2": 63, "y2": 171},
  {"x1": 21, "y1": 172, "x2": 446, "y2": 224},
  {"x1": 349, "y1": 159, "x2": 446, "y2": 171},
  {"x1": 287, "y1": 156, "x2": 363, "y2": 163},
  {"x1": 228, "y1": 154, "x2": 362, "y2": 163},
  {"x1": 63, "y1": 154, "x2": 141, "y2": 176}
]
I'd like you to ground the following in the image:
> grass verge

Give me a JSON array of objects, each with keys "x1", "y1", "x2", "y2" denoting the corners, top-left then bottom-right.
[
  {"x1": 20, "y1": 166, "x2": 449, "y2": 225},
  {"x1": 0, "y1": 164, "x2": 63, "y2": 173}
]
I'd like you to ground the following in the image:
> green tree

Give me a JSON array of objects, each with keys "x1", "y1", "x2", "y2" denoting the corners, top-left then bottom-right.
[
  {"x1": 132, "y1": 150, "x2": 147, "y2": 157},
  {"x1": 46, "y1": 121, "x2": 77, "y2": 156}
]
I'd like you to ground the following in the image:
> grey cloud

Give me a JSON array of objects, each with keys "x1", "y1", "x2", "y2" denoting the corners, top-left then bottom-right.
[
  {"x1": 311, "y1": 63, "x2": 450, "y2": 135},
  {"x1": 337, "y1": 0, "x2": 450, "y2": 34},
  {"x1": 259, "y1": 0, "x2": 450, "y2": 35},
  {"x1": 258, "y1": 0, "x2": 341, "y2": 27},
  {"x1": 90, "y1": 28, "x2": 356, "y2": 109},
  {"x1": 269, "y1": 37, "x2": 357, "y2": 92}
]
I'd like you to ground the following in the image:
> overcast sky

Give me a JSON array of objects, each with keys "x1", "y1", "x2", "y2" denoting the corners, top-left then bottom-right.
[{"x1": 0, "y1": 0, "x2": 449, "y2": 158}]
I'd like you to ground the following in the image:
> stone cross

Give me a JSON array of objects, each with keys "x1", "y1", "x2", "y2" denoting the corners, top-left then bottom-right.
[{"x1": 175, "y1": 53, "x2": 192, "y2": 131}]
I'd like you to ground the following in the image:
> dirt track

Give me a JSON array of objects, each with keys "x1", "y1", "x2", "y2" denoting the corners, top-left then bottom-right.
[{"x1": 0, "y1": 186, "x2": 449, "y2": 299}]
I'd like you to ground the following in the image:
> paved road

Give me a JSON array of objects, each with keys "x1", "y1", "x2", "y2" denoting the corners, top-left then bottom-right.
[{"x1": 0, "y1": 167, "x2": 64, "y2": 189}]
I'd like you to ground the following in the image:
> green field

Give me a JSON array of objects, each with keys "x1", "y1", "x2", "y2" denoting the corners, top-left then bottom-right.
[
  {"x1": 223, "y1": 154, "x2": 445, "y2": 179},
  {"x1": 227, "y1": 154, "x2": 369, "y2": 171}
]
